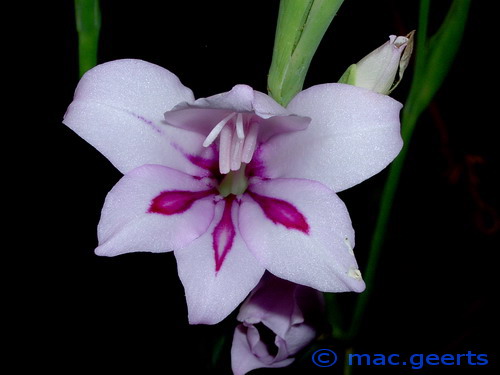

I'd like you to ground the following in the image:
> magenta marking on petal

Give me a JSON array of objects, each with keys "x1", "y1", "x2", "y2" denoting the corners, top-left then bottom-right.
[
  {"x1": 171, "y1": 142, "x2": 219, "y2": 175},
  {"x1": 148, "y1": 189, "x2": 215, "y2": 215},
  {"x1": 187, "y1": 153, "x2": 219, "y2": 174},
  {"x1": 245, "y1": 145, "x2": 266, "y2": 178},
  {"x1": 212, "y1": 196, "x2": 236, "y2": 273},
  {"x1": 130, "y1": 112, "x2": 163, "y2": 134},
  {"x1": 247, "y1": 191, "x2": 310, "y2": 234}
]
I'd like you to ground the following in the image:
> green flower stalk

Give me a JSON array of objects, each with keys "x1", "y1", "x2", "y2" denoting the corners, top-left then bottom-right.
[
  {"x1": 346, "y1": 0, "x2": 471, "y2": 341},
  {"x1": 268, "y1": 0, "x2": 345, "y2": 106},
  {"x1": 74, "y1": 0, "x2": 101, "y2": 77}
]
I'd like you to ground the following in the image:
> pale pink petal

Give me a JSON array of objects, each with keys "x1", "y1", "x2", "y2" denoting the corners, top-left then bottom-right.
[
  {"x1": 164, "y1": 107, "x2": 233, "y2": 137},
  {"x1": 237, "y1": 274, "x2": 322, "y2": 356},
  {"x1": 259, "y1": 83, "x2": 403, "y2": 192},
  {"x1": 192, "y1": 84, "x2": 256, "y2": 113},
  {"x1": 246, "y1": 324, "x2": 272, "y2": 360},
  {"x1": 95, "y1": 165, "x2": 216, "y2": 256},
  {"x1": 231, "y1": 275, "x2": 321, "y2": 374},
  {"x1": 63, "y1": 59, "x2": 209, "y2": 175},
  {"x1": 237, "y1": 275, "x2": 301, "y2": 339},
  {"x1": 239, "y1": 178, "x2": 365, "y2": 292},
  {"x1": 174, "y1": 199, "x2": 265, "y2": 324},
  {"x1": 170, "y1": 84, "x2": 288, "y2": 119},
  {"x1": 231, "y1": 325, "x2": 294, "y2": 375},
  {"x1": 164, "y1": 85, "x2": 310, "y2": 141},
  {"x1": 284, "y1": 324, "x2": 316, "y2": 356}
]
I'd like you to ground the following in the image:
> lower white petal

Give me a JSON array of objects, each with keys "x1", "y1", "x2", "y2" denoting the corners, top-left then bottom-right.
[
  {"x1": 174, "y1": 199, "x2": 265, "y2": 325},
  {"x1": 239, "y1": 178, "x2": 365, "y2": 293}
]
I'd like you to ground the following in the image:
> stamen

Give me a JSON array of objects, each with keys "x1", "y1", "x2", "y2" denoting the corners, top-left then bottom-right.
[
  {"x1": 241, "y1": 121, "x2": 260, "y2": 163},
  {"x1": 230, "y1": 135, "x2": 244, "y2": 171},
  {"x1": 219, "y1": 125, "x2": 233, "y2": 174},
  {"x1": 235, "y1": 113, "x2": 245, "y2": 139},
  {"x1": 203, "y1": 112, "x2": 235, "y2": 147}
]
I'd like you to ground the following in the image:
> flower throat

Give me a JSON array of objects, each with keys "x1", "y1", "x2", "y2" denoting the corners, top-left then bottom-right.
[{"x1": 218, "y1": 164, "x2": 249, "y2": 197}]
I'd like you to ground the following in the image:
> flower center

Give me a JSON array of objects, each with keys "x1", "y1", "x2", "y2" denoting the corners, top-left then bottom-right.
[
  {"x1": 202, "y1": 112, "x2": 260, "y2": 174},
  {"x1": 218, "y1": 164, "x2": 248, "y2": 197}
]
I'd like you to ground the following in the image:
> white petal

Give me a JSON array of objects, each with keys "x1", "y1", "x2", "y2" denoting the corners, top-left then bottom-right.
[
  {"x1": 96, "y1": 165, "x2": 215, "y2": 256},
  {"x1": 63, "y1": 59, "x2": 206, "y2": 175},
  {"x1": 164, "y1": 85, "x2": 310, "y2": 140},
  {"x1": 174, "y1": 199, "x2": 265, "y2": 324},
  {"x1": 231, "y1": 325, "x2": 294, "y2": 375},
  {"x1": 259, "y1": 83, "x2": 403, "y2": 192},
  {"x1": 239, "y1": 178, "x2": 365, "y2": 292}
]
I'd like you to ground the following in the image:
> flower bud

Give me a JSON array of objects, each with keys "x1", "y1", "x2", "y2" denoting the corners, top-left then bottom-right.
[
  {"x1": 230, "y1": 274, "x2": 324, "y2": 375},
  {"x1": 339, "y1": 31, "x2": 414, "y2": 94}
]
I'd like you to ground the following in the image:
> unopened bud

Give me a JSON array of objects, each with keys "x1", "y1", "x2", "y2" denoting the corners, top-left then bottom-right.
[{"x1": 339, "y1": 31, "x2": 415, "y2": 94}]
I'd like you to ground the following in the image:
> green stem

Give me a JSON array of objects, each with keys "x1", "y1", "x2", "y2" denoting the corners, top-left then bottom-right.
[
  {"x1": 347, "y1": 0, "x2": 430, "y2": 339},
  {"x1": 74, "y1": 0, "x2": 101, "y2": 77},
  {"x1": 344, "y1": 347, "x2": 354, "y2": 375},
  {"x1": 346, "y1": 0, "x2": 471, "y2": 340},
  {"x1": 414, "y1": 0, "x2": 430, "y2": 80},
  {"x1": 325, "y1": 293, "x2": 347, "y2": 340},
  {"x1": 345, "y1": 0, "x2": 430, "y2": 340},
  {"x1": 347, "y1": 114, "x2": 418, "y2": 339}
]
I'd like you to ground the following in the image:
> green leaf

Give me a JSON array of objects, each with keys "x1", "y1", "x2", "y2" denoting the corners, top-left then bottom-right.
[
  {"x1": 406, "y1": 0, "x2": 471, "y2": 120},
  {"x1": 74, "y1": 0, "x2": 101, "y2": 77},
  {"x1": 346, "y1": 0, "x2": 471, "y2": 341}
]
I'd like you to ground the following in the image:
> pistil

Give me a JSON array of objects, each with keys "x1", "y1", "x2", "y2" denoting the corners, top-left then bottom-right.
[{"x1": 218, "y1": 164, "x2": 248, "y2": 197}]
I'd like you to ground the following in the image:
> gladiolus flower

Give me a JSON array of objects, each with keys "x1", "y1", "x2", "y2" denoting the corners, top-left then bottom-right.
[
  {"x1": 231, "y1": 274, "x2": 324, "y2": 375},
  {"x1": 63, "y1": 59, "x2": 402, "y2": 324}
]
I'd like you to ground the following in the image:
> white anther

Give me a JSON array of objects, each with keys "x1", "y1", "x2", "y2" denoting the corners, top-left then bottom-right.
[
  {"x1": 219, "y1": 125, "x2": 233, "y2": 174},
  {"x1": 241, "y1": 121, "x2": 260, "y2": 163},
  {"x1": 236, "y1": 113, "x2": 245, "y2": 139},
  {"x1": 203, "y1": 112, "x2": 236, "y2": 147},
  {"x1": 230, "y1": 136, "x2": 244, "y2": 171},
  {"x1": 348, "y1": 268, "x2": 363, "y2": 280}
]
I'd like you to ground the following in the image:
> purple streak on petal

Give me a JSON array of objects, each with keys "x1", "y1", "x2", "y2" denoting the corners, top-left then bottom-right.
[
  {"x1": 171, "y1": 142, "x2": 219, "y2": 176},
  {"x1": 130, "y1": 112, "x2": 163, "y2": 134},
  {"x1": 212, "y1": 195, "x2": 236, "y2": 273},
  {"x1": 247, "y1": 192, "x2": 309, "y2": 234},
  {"x1": 148, "y1": 189, "x2": 215, "y2": 215}
]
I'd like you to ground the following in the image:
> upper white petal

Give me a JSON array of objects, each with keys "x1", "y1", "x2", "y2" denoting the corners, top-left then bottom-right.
[
  {"x1": 259, "y1": 83, "x2": 403, "y2": 192},
  {"x1": 63, "y1": 59, "x2": 206, "y2": 175}
]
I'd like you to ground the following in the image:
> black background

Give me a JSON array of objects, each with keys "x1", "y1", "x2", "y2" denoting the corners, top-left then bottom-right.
[{"x1": 22, "y1": 0, "x2": 497, "y2": 374}]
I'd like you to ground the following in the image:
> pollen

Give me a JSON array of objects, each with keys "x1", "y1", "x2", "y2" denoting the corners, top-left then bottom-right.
[{"x1": 348, "y1": 268, "x2": 363, "y2": 280}]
